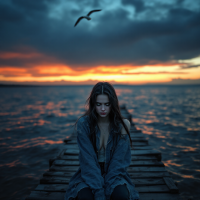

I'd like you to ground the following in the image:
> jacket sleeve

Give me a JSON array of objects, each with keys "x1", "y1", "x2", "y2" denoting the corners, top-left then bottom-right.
[
  {"x1": 76, "y1": 118, "x2": 106, "y2": 200},
  {"x1": 104, "y1": 133, "x2": 131, "y2": 187}
]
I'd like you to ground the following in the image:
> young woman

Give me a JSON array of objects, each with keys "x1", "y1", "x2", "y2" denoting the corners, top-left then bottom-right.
[{"x1": 64, "y1": 82, "x2": 139, "y2": 200}]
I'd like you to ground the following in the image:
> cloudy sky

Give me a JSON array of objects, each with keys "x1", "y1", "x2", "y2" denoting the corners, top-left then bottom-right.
[{"x1": 0, "y1": 0, "x2": 200, "y2": 85}]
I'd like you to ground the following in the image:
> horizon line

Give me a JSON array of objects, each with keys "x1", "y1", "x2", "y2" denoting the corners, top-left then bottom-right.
[{"x1": 1, "y1": 83, "x2": 200, "y2": 87}]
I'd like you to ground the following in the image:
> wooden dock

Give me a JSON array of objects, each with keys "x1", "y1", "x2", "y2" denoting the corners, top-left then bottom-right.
[{"x1": 25, "y1": 105, "x2": 181, "y2": 200}]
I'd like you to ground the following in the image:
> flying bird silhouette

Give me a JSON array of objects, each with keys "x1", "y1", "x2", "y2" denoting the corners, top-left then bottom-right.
[{"x1": 74, "y1": 9, "x2": 102, "y2": 27}]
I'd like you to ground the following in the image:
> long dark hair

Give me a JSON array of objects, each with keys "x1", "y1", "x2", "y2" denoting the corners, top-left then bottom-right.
[{"x1": 74, "y1": 82, "x2": 133, "y2": 152}]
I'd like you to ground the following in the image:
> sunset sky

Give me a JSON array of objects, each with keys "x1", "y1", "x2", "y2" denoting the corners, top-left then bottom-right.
[{"x1": 0, "y1": 0, "x2": 200, "y2": 85}]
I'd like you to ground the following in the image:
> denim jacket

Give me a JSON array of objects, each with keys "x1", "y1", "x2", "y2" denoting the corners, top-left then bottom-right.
[{"x1": 64, "y1": 115, "x2": 139, "y2": 200}]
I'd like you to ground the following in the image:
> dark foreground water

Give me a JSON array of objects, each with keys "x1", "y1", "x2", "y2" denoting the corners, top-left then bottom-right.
[{"x1": 0, "y1": 85, "x2": 200, "y2": 200}]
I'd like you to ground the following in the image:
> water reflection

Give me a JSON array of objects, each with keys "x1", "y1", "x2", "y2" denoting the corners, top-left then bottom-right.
[
  {"x1": 163, "y1": 159, "x2": 183, "y2": 167},
  {"x1": 135, "y1": 95, "x2": 147, "y2": 100},
  {"x1": 0, "y1": 160, "x2": 21, "y2": 167},
  {"x1": 33, "y1": 119, "x2": 51, "y2": 126},
  {"x1": 166, "y1": 142, "x2": 198, "y2": 151},
  {"x1": 115, "y1": 88, "x2": 132, "y2": 96},
  {"x1": 170, "y1": 170, "x2": 196, "y2": 179},
  {"x1": 2, "y1": 136, "x2": 64, "y2": 152}
]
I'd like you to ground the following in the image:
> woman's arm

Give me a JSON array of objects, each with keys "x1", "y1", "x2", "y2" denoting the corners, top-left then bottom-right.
[
  {"x1": 105, "y1": 119, "x2": 131, "y2": 185},
  {"x1": 76, "y1": 117, "x2": 106, "y2": 200}
]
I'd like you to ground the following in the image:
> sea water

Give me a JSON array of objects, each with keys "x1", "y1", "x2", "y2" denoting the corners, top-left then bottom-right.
[{"x1": 0, "y1": 85, "x2": 200, "y2": 200}]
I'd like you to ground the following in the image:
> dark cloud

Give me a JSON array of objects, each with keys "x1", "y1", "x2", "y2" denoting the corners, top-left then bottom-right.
[
  {"x1": 0, "y1": 0, "x2": 200, "y2": 69},
  {"x1": 179, "y1": 64, "x2": 200, "y2": 69},
  {"x1": 121, "y1": 0, "x2": 145, "y2": 13},
  {"x1": 12, "y1": 0, "x2": 48, "y2": 11},
  {"x1": 176, "y1": 0, "x2": 185, "y2": 5},
  {"x1": 121, "y1": 71, "x2": 188, "y2": 75},
  {"x1": 0, "y1": 3, "x2": 24, "y2": 22}
]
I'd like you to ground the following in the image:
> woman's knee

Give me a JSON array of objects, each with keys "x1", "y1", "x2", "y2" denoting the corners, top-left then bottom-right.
[
  {"x1": 111, "y1": 184, "x2": 129, "y2": 200},
  {"x1": 77, "y1": 187, "x2": 94, "y2": 200}
]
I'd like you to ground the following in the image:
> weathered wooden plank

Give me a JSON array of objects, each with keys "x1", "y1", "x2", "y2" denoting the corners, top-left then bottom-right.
[
  {"x1": 133, "y1": 146, "x2": 154, "y2": 150},
  {"x1": 44, "y1": 171, "x2": 171, "y2": 179},
  {"x1": 64, "y1": 140, "x2": 76, "y2": 144},
  {"x1": 64, "y1": 145, "x2": 152, "y2": 150},
  {"x1": 53, "y1": 159, "x2": 164, "y2": 167},
  {"x1": 130, "y1": 141, "x2": 148, "y2": 145},
  {"x1": 68, "y1": 135, "x2": 146, "y2": 140},
  {"x1": 130, "y1": 132, "x2": 144, "y2": 137},
  {"x1": 66, "y1": 137, "x2": 148, "y2": 144},
  {"x1": 64, "y1": 141, "x2": 148, "y2": 147},
  {"x1": 163, "y1": 177, "x2": 179, "y2": 194},
  {"x1": 63, "y1": 149, "x2": 77, "y2": 155},
  {"x1": 25, "y1": 191, "x2": 65, "y2": 200},
  {"x1": 40, "y1": 177, "x2": 69, "y2": 184},
  {"x1": 64, "y1": 149, "x2": 161, "y2": 156},
  {"x1": 35, "y1": 184, "x2": 68, "y2": 192},
  {"x1": 134, "y1": 146, "x2": 155, "y2": 150},
  {"x1": 55, "y1": 154, "x2": 158, "y2": 161},
  {"x1": 50, "y1": 165, "x2": 167, "y2": 172},
  {"x1": 139, "y1": 193, "x2": 181, "y2": 200},
  {"x1": 40, "y1": 176, "x2": 165, "y2": 186},
  {"x1": 66, "y1": 140, "x2": 148, "y2": 145},
  {"x1": 129, "y1": 171, "x2": 170, "y2": 178},
  {"x1": 34, "y1": 184, "x2": 170, "y2": 193},
  {"x1": 49, "y1": 149, "x2": 67, "y2": 167},
  {"x1": 135, "y1": 178, "x2": 165, "y2": 186},
  {"x1": 131, "y1": 150, "x2": 161, "y2": 156},
  {"x1": 44, "y1": 171, "x2": 73, "y2": 177},
  {"x1": 49, "y1": 165, "x2": 79, "y2": 172},
  {"x1": 26, "y1": 190, "x2": 181, "y2": 200},
  {"x1": 137, "y1": 185, "x2": 169, "y2": 193},
  {"x1": 128, "y1": 166, "x2": 167, "y2": 172}
]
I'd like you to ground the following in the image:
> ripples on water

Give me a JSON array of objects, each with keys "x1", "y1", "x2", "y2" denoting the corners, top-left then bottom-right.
[{"x1": 0, "y1": 85, "x2": 199, "y2": 200}]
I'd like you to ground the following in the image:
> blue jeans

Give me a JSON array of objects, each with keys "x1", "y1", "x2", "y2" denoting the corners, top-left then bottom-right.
[{"x1": 76, "y1": 184, "x2": 129, "y2": 200}]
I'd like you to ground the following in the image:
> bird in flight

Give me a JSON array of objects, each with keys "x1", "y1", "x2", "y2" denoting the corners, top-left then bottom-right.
[{"x1": 74, "y1": 9, "x2": 102, "y2": 27}]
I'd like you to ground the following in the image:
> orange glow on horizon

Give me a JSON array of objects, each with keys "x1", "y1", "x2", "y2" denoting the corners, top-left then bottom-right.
[{"x1": 0, "y1": 51, "x2": 200, "y2": 85}]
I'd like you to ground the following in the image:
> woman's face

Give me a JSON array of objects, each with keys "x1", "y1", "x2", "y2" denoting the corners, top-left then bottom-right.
[{"x1": 95, "y1": 94, "x2": 111, "y2": 118}]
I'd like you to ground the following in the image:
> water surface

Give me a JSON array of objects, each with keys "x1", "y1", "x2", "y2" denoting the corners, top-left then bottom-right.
[{"x1": 0, "y1": 85, "x2": 200, "y2": 200}]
